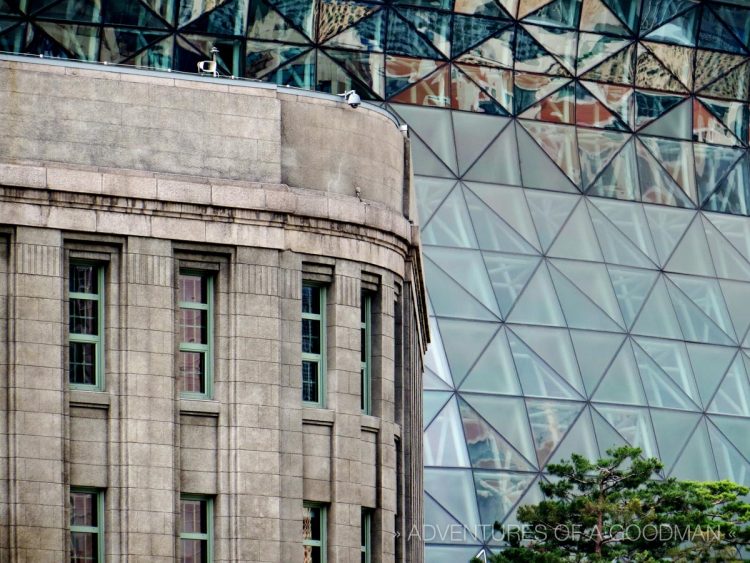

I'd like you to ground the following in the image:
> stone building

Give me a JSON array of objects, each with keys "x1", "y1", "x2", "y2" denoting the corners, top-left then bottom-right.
[{"x1": 0, "y1": 56, "x2": 428, "y2": 562}]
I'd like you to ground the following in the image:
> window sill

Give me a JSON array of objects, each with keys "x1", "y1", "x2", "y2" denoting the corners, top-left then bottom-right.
[
  {"x1": 180, "y1": 398, "x2": 220, "y2": 417},
  {"x1": 302, "y1": 408, "x2": 335, "y2": 426},
  {"x1": 70, "y1": 390, "x2": 110, "y2": 409},
  {"x1": 361, "y1": 414, "x2": 380, "y2": 432}
]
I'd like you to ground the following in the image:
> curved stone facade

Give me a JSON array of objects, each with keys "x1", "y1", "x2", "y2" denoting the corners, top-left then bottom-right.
[{"x1": 0, "y1": 58, "x2": 428, "y2": 563}]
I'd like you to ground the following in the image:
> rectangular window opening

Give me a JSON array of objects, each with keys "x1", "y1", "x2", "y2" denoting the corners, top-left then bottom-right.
[
  {"x1": 70, "y1": 488, "x2": 104, "y2": 562},
  {"x1": 303, "y1": 502, "x2": 327, "y2": 563},
  {"x1": 179, "y1": 271, "x2": 214, "y2": 399},
  {"x1": 302, "y1": 283, "x2": 326, "y2": 407},
  {"x1": 180, "y1": 495, "x2": 213, "y2": 563},
  {"x1": 69, "y1": 262, "x2": 105, "y2": 390},
  {"x1": 361, "y1": 292, "x2": 372, "y2": 414},
  {"x1": 361, "y1": 508, "x2": 372, "y2": 563}
]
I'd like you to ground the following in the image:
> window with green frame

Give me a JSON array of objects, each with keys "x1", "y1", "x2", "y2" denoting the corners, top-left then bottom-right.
[
  {"x1": 361, "y1": 508, "x2": 372, "y2": 563},
  {"x1": 180, "y1": 495, "x2": 213, "y2": 563},
  {"x1": 360, "y1": 292, "x2": 372, "y2": 414},
  {"x1": 70, "y1": 488, "x2": 104, "y2": 562},
  {"x1": 69, "y1": 262, "x2": 105, "y2": 390},
  {"x1": 302, "y1": 283, "x2": 326, "y2": 407},
  {"x1": 303, "y1": 502, "x2": 327, "y2": 563},
  {"x1": 178, "y1": 271, "x2": 214, "y2": 398}
]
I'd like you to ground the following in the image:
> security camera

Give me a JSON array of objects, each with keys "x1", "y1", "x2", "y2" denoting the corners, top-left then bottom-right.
[{"x1": 339, "y1": 90, "x2": 361, "y2": 108}]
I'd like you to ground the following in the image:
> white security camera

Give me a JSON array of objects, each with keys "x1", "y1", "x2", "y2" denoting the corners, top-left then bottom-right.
[{"x1": 339, "y1": 90, "x2": 361, "y2": 108}]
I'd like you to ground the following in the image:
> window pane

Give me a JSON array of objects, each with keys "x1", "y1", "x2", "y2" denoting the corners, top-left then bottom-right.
[
  {"x1": 180, "y1": 538, "x2": 206, "y2": 563},
  {"x1": 179, "y1": 352, "x2": 205, "y2": 394},
  {"x1": 303, "y1": 506, "x2": 321, "y2": 540},
  {"x1": 71, "y1": 492, "x2": 97, "y2": 526},
  {"x1": 302, "y1": 361, "x2": 319, "y2": 403},
  {"x1": 180, "y1": 274, "x2": 207, "y2": 304},
  {"x1": 70, "y1": 342, "x2": 96, "y2": 385},
  {"x1": 302, "y1": 319, "x2": 320, "y2": 354},
  {"x1": 70, "y1": 264, "x2": 98, "y2": 294},
  {"x1": 361, "y1": 326, "x2": 366, "y2": 362},
  {"x1": 71, "y1": 531, "x2": 97, "y2": 562},
  {"x1": 302, "y1": 285, "x2": 321, "y2": 314},
  {"x1": 181, "y1": 499, "x2": 206, "y2": 533},
  {"x1": 70, "y1": 299, "x2": 98, "y2": 335},
  {"x1": 303, "y1": 544, "x2": 321, "y2": 563},
  {"x1": 180, "y1": 309, "x2": 207, "y2": 344}
]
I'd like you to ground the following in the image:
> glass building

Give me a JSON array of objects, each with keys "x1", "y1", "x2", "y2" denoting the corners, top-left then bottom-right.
[{"x1": 3, "y1": 0, "x2": 750, "y2": 560}]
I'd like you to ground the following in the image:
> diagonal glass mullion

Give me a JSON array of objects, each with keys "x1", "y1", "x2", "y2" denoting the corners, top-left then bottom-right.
[
  {"x1": 706, "y1": 416, "x2": 750, "y2": 467},
  {"x1": 459, "y1": 119, "x2": 513, "y2": 180},
  {"x1": 423, "y1": 490, "x2": 485, "y2": 544},
  {"x1": 451, "y1": 63, "x2": 512, "y2": 115},
  {"x1": 390, "y1": 98, "x2": 457, "y2": 173},
  {"x1": 700, "y1": 350, "x2": 741, "y2": 411},
  {"x1": 517, "y1": 120, "x2": 582, "y2": 191},
  {"x1": 581, "y1": 135, "x2": 633, "y2": 193},
  {"x1": 252, "y1": 46, "x2": 314, "y2": 79},
  {"x1": 391, "y1": 8, "x2": 447, "y2": 61}
]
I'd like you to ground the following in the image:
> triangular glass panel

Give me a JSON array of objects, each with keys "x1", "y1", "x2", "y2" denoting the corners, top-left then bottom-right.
[
  {"x1": 393, "y1": 104, "x2": 457, "y2": 174},
  {"x1": 463, "y1": 123, "x2": 521, "y2": 185},
  {"x1": 514, "y1": 24, "x2": 570, "y2": 75},
  {"x1": 424, "y1": 390, "x2": 453, "y2": 428},
  {"x1": 483, "y1": 253, "x2": 542, "y2": 320},
  {"x1": 247, "y1": 0, "x2": 309, "y2": 43},
  {"x1": 425, "y1": 467, "x2": 480, "y2": 529},
  {"x1": 425, "y1": 369, "x2": 452, "y2": 390},
  {"x1": 631, "y1": 275, "x2": 683, "y2": 340},
  {"x1": 639, "y1": 0, "x2": 696, "y2": 35},
  {"x1": 549, "y1": 408, "x2": 600, "y2": 465},
  {"x1": 643, "y1": 6, "x2": 699, "y2": 47},
  {"x1": 639, "y1": 97, "x2": 692, "y2": 139},
  {"x1": 123, "y1": 33, "x2": 173, "y2": 69},
  {"x1": 547, "y1": 201, "x2": 602, "y2": 261},
  {"x1": 579, "y1": 0, "x2": 630, "y2": 36},
  {"x1": 459, "y1": 327, "x2": 523, "y2": 395},
  {"x1": 511, "y1": 324, "x2": 585, "y2": 394},
  {"x1": 574, "y1": 82, "x2": 628, "y2": 130},
  {"x1": 317, "y1": 0, "x2": 378, "y2": 43},
  {"x1": 580, "y1": 41, "x2": 635, "y2": 84},
  {"x1": 588, "y1": 202, "x2": 655, "y2": 268},
  {"x1": 519, "y1": 82, "x2": 576, "y2": 124},
  {"x1": 587, "y1": 138, "x2": 640, "y2": 201},
  {"x1": 525, "y1": 399, "x2": 583, "y2": 466},
  {"x1": 709, "y1": 354, "x2": 750, "y2": 417},
  {"x1": 425, "y1": 546, "x2": 487, "y2": 563},
  {"x1": 424, "y1": 494, "x2": 481, "y2": 545},
  {"x1": 686, "y1": 342, "x2": 736, "y2": 408},
  {"x1": 695, "y1": 144, "x2": 745, "y2": 208},
  {"x1": 519, "y1": 121, "x2": 580, "y2": 187},
  {"x1": 525, "y1": 190, "x2": 577, "y2": 252},
  {"x1": 639, "y1": 136, "x2": 695, "y2": 203},
  {"x1": 392, "y1": 7, "x2": 450, "y2": 57},
  {"x1": 454, "y1": 0, "x2": 510, "y2": 17},
  {"x1": 456, "y1": 26, "x2": 514, "y2": 69},
  {"x1": 635, "y1": 44, "x2": 688, "y2": 93},
  {"x1": 454, "y1": 63, "x2": 514, "y2": 114},
  {"x1": 523, "y1": 0, "x2": 582, "y2": 29},
  {"x1": 700, "y1": 59, "x2": 750, "y2": 102},
  {"x1": 633, "y1": 342, "x2": 700, "y2": 410},
  {"x1": 507, "y1": 261, "x2": 566, "y2": 327},
  {"x1": 523, "y1": 23, "x2": 577, "y2": 74},
  {"x1": 467, "y1": 183, "x2": 541, "y2": 251},
  {"x1": 518, "y1": 0, "x2": 554, "y2": 19},
  {"x1": 650, "y1": 408, "x2": 701, "y2": 471},
  {"x1": 592, "y1": 198, "x2": 659, "y2": 263},
  {"x1": 514, "y1": 73, "x2": 570, "y2": 113},
  {"x1": 712, "y1": 3, "x2": 750, "y2": 49},
  {"x1": 437, "y1": 318, "x2": 500, "y2": 386},
  {"x1": 693, "y1": 99, "x2": 743, "y2": 146},
  {"x1": 634, "y1": 89, "x2": 686, "y2": 130},
  {"x1": 451, "y1": 15, "x2": 508, "y2": 58},
  {"x1": 386, "y1": 9, "x2": 443, "y2": 59},
  {"x1": 323, "y1": 9, "x2": 384, "y2": 51},
  {"x1": 474, "y1": 471, "x2": 537, "y2": 537},
  {"x1": 706, "y1": 211, "x2": 750, "y2": 263},
  {"x1": 453, "y1": 115, "x2": 510, "y2": 178},
  {"x1": 670, "y1": 418, "x2": 718, "y2": 480},
  {"x1": 596, "y1": 404, "x2": 661, "y2": 459},
  {"x1": 322, "y1": 49, "x2": 384, "y2": 97},
  {"x1": 641, "y1": 41, "x2": 694, "y2": 90},
  {"x1": 425, "y1": 258, "x2": 500, "y2": 321},
  {"x1": 551, "y1": 259, "x2": 625, "y2": 328},
  {"x1": 636, "y1": 139, "x2": 694, "y2": 208},
  {"x1": 635, "y1": 336, "x2": 702, "y2": 406},
  {"x1": 591, "y1": 408, "x2": 631, "y2": 454},
  {"x1": 577, "y1": 128, "x2": 630, "y2": 189},
  {"x1": 459, "y1": 398, "x2": 536, "y2": 470},
  {"x1": 32, "y1": 22, "x2": 98, "y2": 60},
  {"x1": 710, "y1": 414, "x2": 750, "y2": 462},
  {"x1": 181, "y1": 0, "x2": 247, "y2": 34},
  {"x1": 703, "y1": 160, "x2": 750, "y2": 217},
  {"x1": 259, "y1": 47, "x2": 315, "y2": 87},
  {"x1": 570, "y1": 329, "x2": 626, "y2": 397},
  {"x1": 664, "y1": 215, "x2": 715, "y2": 276},
  {"x1": 463, "y1": 393, "x2": 537, "y2": 465},
  {"x1": 36, "y1": 0, "x2": 100, "y2": 22},
  {"x1": 104, "y1": 1, "x2": 167, "y2": 27},
  {"x1": 719, "y1": 279, "x2": 750, "y2": 341},
  {"x1": 576, "y1": 33, "x2": 632, "y2": 75},
  {"x1": 426, "y1": 245, "x2": 501, "y2": 316},
  {"x1": 384, "y1": 57, "x2": 440, "y2": 98},
  {"x1": 665, "y1": 277, "x2": 733, "y2": 345},
  {"x1": 100, "y1": 28, "x2": 170, "y2": 64},
  {"x1": 406, "y1": 133, "x2": 453, "y2": 178},
  {"x1": 643, "y1": 205, "x2": 693, "y2": 267},
  {"x1": 508, "y1": 329, "x2": 581, "y2": 400},
  {"x1": 500, "y1": 476, "x2": 544, "y2": 530},
  {"x1": 268, "y1": 0, "x2": 316, "y2": 39},
  {"x1": 607, "y1": 266, "x2": 659, "y2": 329},
  {"x1": 697, "y1": 5, "x2": 746, "y2": 54},
  {"x1": 516, "y1": 125, "x2": 578, "y2": 193},
  {"x1": 592, "y1": 340, "x2": 647, "y2": 405},
  {"x1": 415, "y1": 177, "x2": 456, "y2": 224},
  {"x1": 550, "y1": 263, "x2": 623, "y2": 331},
  {"x1": 708, "y1": 422, "x2": 750, "y2": 487},
  {"x1": 424, "y1": 397, "x2": 471, "y2": 467},
  {"x1": 421, "y1": 187, "x2": 477, "y2": 248},
  {"x1": 667, "y1": 274, "x2": 735, "y2": 340},
  {"x1": 579, "y1": 82, "x2": 633, "y2": 130},
  {"x1": 426, "y1": 319, "x2": 455, "y2": 387},
  {"x1": 694, "y1": 49, "x2": 748, "y2": 93}
]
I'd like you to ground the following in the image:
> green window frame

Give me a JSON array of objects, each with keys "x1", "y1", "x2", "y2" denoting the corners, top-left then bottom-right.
[
  {"x1": 303, "y1": 502, "x2": 327, "y2": 563},
  {"x1": 70, "y1": 487, "x2": 104, "y2": 562},
  {"x1": 69, "y1": 262, "x2": 105, "y2": 390},
  {"x1": 361, "y1": 292, "x2": 372, "y2": 414},
  {"x1": 180, "y1": 495, "x2": 213, "y2": 563},
  {"x1": 302, "y1": 283, "x2": 326, "y2": 407},
  {"x1": 178, "y1": 271, "x2": 214, "y2": 399},
  {"x1": 361, "y1": 508, "x2": 372, "y2": 563}
]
